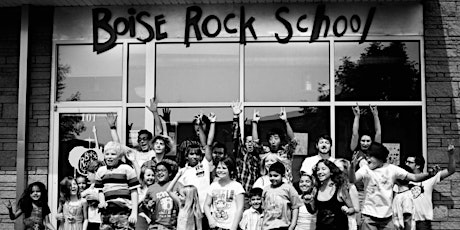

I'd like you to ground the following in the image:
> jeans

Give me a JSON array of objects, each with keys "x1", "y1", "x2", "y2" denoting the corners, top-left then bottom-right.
[
  {"x1": 360, "y1": 214, "x2": 394, "y2": 230},
  {"x1": 416, "y1": 220, "x2": 432, "y2": 230}
]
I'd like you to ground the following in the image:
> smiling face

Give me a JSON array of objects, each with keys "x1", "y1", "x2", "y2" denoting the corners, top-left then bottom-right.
[
  {"x1": 76, "y1": 177, "x2": 87, "y2": 191},
  {"x1": 316, "y1": 138, "x2": 331, "y2": 154},
  {"x1": 30, "y1": 185, "x2": 42, "y2": 201},
  {"x1": 70, "y1": 179, "x2": 79, "y2": 196},
  {"x1": 104, "y1": 149, "x2": 121, "y2": 167},
  {"x1": 144, "y1": 168, "x2": 155, "y2": 186},
  {"x1": 138, "y1": 133, "x2": 151, "y2": 152},
  {"x1": 316, "y1": 162, "x2": 331, "y2": 182},
  {"x1": 264, "y1": 154, "x2": 278, "y2": 172},
  {"x1": 269, "y1": 134, "x2": 281, "y2": 152},
  {"x1": 360, "y1": 135, "x2": 372, "y2": 151},
  {"x1": 216, "y1": 162, "x2": 230, "y2": 180},
  {"x1": 250, "y1": 195, "x2": 262, "y2": 210},
  {"x1": 299, "y1": 175, "x2": 314, "y2": 194},
  {"x1": 186, "y1": 149, "x2": 203, "y2": 167},
  {"x1": 153, "y1": 139, "x2": 166, "y2": 155},
  {"x1": 367, "y1": 156, "x2": 383, "y2": 170},
  {"x1": 155, "y1": 164, "x2": 170, "y2": 183}
]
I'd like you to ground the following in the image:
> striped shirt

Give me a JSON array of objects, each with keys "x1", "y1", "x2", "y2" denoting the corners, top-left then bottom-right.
[{"x1": 95, "y1": 164, "x2": 140, "y2": 201}]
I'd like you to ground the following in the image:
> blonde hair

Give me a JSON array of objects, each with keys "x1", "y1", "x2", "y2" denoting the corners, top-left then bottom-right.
[
  {"x1": 260, "y1": 152, "x2": 289, "y2": 176},
  {"x1": 181, "y1": 185, "x2": 203, "y2": 222},
  {"x1": 103, "y1": 141, "x2": 134, "y2": 166}
]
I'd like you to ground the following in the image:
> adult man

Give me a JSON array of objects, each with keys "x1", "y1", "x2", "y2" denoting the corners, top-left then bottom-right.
[
  {"x1": 405, "y1": 145, "x2": 456, "y2": 230},
  {"x1": 299, "y1": 134, "x2": 335, "y2": 176}
]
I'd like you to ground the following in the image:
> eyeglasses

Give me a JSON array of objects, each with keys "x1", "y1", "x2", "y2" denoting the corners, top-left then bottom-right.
[
  {"x1": 138, "y1": 137, "x2": 149, "y2": 141},
  {"x1": 405, "y1": 160, "x2": 415, "y2": 164}
]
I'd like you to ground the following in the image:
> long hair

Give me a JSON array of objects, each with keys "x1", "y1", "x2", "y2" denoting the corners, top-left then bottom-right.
[
  {"x1": 139, "y1": 165, "x2": 155, "y2": 187},
  {"x1": 18, "y1": 182, "x2": 48, "y2": 218},
  {"x1": 181, "y1": 185, "x2": 203, "y2": 222},
  {"x1": 59, "y1": 176, "x2": 80, "y2": 203},
  {"x1": 313, "y1": 159, "x2": 347, "y2": 189},
  {"x1": 217, "y1": 157, "x2": 237, "y2": 179},
  {"x1": 260, "y1": 152, "x2": 289, "y2": 176}
]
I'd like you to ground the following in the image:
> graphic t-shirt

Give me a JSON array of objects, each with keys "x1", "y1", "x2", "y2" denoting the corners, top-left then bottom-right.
[
  {"x1": 208, "y1": 180, "x2": 245, "y2": 229},
  {"x1": 355, "y1": 164, "x2": 408, "y2": 218},
  {"x1": 410, "y1": 171, "x2": 442, "y2": 221},
  {"x1": 262, "y1": 183, "x2": 303, "y2": 229},
  {"x1": 392, "y1": 190, "x2": 415, "y2": 230},
  {"x1": 145, "y1": 181, "x2": 181, "y2": 228},
  {"x1": 178, "y1": 158, "x2": 211, "y2": 211}
]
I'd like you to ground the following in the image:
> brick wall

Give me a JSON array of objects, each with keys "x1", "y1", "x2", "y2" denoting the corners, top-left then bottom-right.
[
  {"x1": 0, "y1": 6, "x2": 53, "y2": 229},
  {"x1": 424, "y1": 0, "x2": 460, "y2": 229}
]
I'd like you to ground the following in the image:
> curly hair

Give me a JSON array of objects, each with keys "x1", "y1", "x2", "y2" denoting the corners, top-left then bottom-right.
[
  {"x1": 313, "y1": 159, "x2": 347, "y2": 189},
  {"x1": 18, "y1": 182, "x2": 49, "y2": 218}
]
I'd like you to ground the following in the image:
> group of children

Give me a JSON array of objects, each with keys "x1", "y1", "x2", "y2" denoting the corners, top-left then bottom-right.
[{"x1": 5, "y1": 103, "x2": 457, "y2": 230}]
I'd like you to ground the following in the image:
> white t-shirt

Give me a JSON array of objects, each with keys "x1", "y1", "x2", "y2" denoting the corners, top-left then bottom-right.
[
  {"x1": 410, "y1": 171, "x2": 442, "y2": 221},
  {"x1": 239, "y1": 207, "x2": 262, "y2": 230},
  {"x1": 295, "y1": 202, "x2": 316, "y2": 230},
  {"x1": 356, "y1": 164, "x2": 408, "y2": 218},
  {"x1": 129, "y1": 149, "x2": 156, "y2": 168},
  {"x1": 207, "y1": 180, "x2": 245, "y2": 229},
  {"x1": 392, "y1": 189, "x2": 415, "y2": 230},
  {"x1": 178, "y1": 158, "x2": 211, "y2": 212},
  {"x1": 300, "y1": 155, "x2": 335, "y2": 175},
  {"x1": 253, "y1": 175, "x2": 289, "y2": 189}
]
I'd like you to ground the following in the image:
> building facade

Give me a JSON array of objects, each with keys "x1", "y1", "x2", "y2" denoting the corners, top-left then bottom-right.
[{"x1": 0, "y1": 0, "x2": 459, "y2": 229}]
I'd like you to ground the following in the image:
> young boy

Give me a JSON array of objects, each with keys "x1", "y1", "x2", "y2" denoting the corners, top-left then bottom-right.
[
  {"x1": 81, "y1": 160, "x2": 104, "y2": 230},
  {"x1": 262, "y1": 161, "x2": 302, "y2": 230},
  {"x1": 240, "y1": 187, "x2": 263, "y2": 230},
  {"x1": 95, "y1": 141, "x2": 140, "y2": 229},
  {"x1": 349, "y1": 142, "x2": 430, "y2": 230},
  {"x1": 393, "y1": 165, "x2": 415, "y2": 230}
]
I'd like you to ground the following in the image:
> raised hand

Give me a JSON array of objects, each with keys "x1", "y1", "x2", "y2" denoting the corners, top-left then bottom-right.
[
  {"x1": 209, "y1": 112, "x2": 217, "y2": 123},
  {"x1": 279, "y1": 107, "x2": 288, "y2": 121},
  {"x1": 146, "y1": 97, "x2": 158, "y2": 114},
  {"x1": 106, "y1": 113, "x2": 117, "y2": 128},
  {"x1": 448, "y1": 144, "x2": 455, "y2": 153},
  {"x1": 253, "y1": 110, "x2": 260, "y2": 123},
  {"x1": 231, "y1": 101, "x2": 242, "y2": 116},
  {"x1": 352, "y1": 105, "x2": 360, "y2": 117},
  {"x1": 161, "y1": 108, "x2": 171, "y2": 122},
  {"x1": 370, "y1": 105, "x2": 378, "y2": 117}
]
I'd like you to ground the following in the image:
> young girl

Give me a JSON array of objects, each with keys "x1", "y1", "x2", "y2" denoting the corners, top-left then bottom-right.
[
  {"x1": 81, "y1": 160, "x2": 104, "y2": 230},
  {"x1": 57, "y1": 176, "x2": 88, "y2": 230},
  {"x1": 167, "y1": 169, "x2": 203, "y2": 230},
  {"x1": 6, "y1": 182, "x2": 56, "y2": 230},
  {"x1": 204, "y1": 157, "x2": 245, "y2": 230},
  {"x1": 335, "y1": 159, "x2": 360, "y2": 230},
  {"x1": 135, "y1": 165, "x2": 155, "y2": 230},
  {"x1": 309, "y1": 159, "x2": 354, "y2": 230},
  {"x1": 253, "y1": 152, "x2": 289, "y2": 189},
  {"x1": 76, "y1": 176, "x2": 88, "y2": 193},
  {"x1": 295, "y1": 173, "x2": 317, "y2": 230}
]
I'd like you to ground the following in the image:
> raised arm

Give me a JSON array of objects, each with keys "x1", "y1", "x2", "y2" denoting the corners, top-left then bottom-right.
[
  {"x1": 146, "y1": 97, "x2": 163, "y2": 135},
  {"x1": 350, "y1": 105, "x2": 360, "y2": 151},
  {"x1": 196, "y1": 116, "x2": 212, "y2": 162},
  {"x1": 370, "y1": 105, "x2": 381, "y2": 143},
  {"x1": 252, "y1": 110, "x2": 260, "y2": 142},
  {"x1": 280, "y1": 107, "x2": 295, "y2": 140},
  {"x1": 207, "y1": 113, "x2": 216, "y2": 146},
  {"x1": 6, "y1": 200, "x2": 22, "y2": 220},
  {"x1": 166, "y1": 169, "x2": 184, "y2": 205},
  {"x1": 106, "y1": 113, "x2": 120, "y2": 143},
  {"x1": 440, "y1": 144, "x2": 457, "y2": 180},
  {"x1": 231, "y1": 101, "x2": 243, "y2": 159}
]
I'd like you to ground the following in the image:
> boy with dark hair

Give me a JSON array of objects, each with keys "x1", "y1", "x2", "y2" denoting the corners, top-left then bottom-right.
[
  {"x1": 300, "y1": 134, "x2": 335, "y2": 175},
  {"x1": 82, "y1": 160, "x2": 104, "y2": 230},
  {"x1": 240, "y1": 187, "x2": 263, "y2": 230},
  {"x1": 262, "y1": 161, "x2": 302, "y2": 230},
  {"x1": 349, "y1": 142, "x2": 431, "y2": 230}
]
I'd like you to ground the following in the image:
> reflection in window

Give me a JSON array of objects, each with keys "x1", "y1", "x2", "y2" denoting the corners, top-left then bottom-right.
[
  {"x1": 127, "y1": 108, "x2": 146, "y2": 147},
  {"x1": 128, "y1": 44, "x2": 146, "y2": 103},
  {"x1": 335, "y1": 41, "x2": 421, "y2": 101},
  {"x1": 335, "y1": 106, "x2": 422, "y2": 161},
  {"x1": 245, "y1": 42, "x2": 329, "y2": 102},
  {"x1": 156, "y1": 43, "x2": 239, "y2": 103},
  {"x1": 56, "y1": 44, "x2": 123, "y2": 101}
]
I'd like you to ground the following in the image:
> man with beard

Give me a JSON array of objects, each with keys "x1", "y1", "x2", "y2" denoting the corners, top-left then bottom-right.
[{"x1": 300, "y1": 134, "x2": 335, "y2": 176}]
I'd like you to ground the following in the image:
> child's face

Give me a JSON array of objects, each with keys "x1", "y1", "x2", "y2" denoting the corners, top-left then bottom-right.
[
  {"x1": 264, "y1": 155, "x2": 278, "y2": 172},
  {"x1": 104, "y1": 149, "x2": 121, "y2": 167},
  {"x1": 316, "y1": 162, "x2": 331, "y2": 182},
  {"x1": 299, "y1": 175, "x2": 313, "y2": 193},
  {"x1": 360, "y1": 135, "x2": 372, "y2": 150},
  {"x1": 250, "y1": 195, "x2": 262, "y2": 210},
  {"x1": 186, "y1": 150, "x2": 202, "y2": 167},
  {"x1": 316, "y1": 138, "x2": 331, "y2": 154},
  {"x1": 30, "y1": 185, "x2": 41, "y2": 201},
  {"x1": 153, "y1": 139, "x2": 166, "y2": 154},
  {"x1": 269, "y1": 134, "x2": 281, "y2": 151},
  {"x1": 70, "y1": 180, "x2": 79, "y2": 196},
  {"x1": 155, "y1": 165, "x2": 170, "y2": 183},
  {"x1": 144, "y1": 168, "x2": 155, "y2": 186},
  {"x1": 367, "y1": 156, "x2": 383, "y2": 170},
  {"x1": 76, "y1": 177, "x2": 87, "y2": 191},
  {"x1": 269, "y1": 171, "x2": 283, "y2": 187},
  {"x1": 87, "y1": 172, "x2": 96, "y2": 183},
  {"x1": 216, "y1": 162, "x2": 230, "y2": 179}
]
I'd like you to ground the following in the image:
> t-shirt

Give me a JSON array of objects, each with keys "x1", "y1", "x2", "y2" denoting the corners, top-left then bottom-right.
[
  {"x1": 81, "y1": 185, "x2": 101, "y2": 223},
  {"x1": 129, "y1": 149, "x2": 156, "y2": 168},
  {"x1": 295, "y1": 202, "x2": 316, "y2": 230},
  {"x1": 208, "y1": 180, "x2": 245, "y2": 229},
  {"x1": 300, "y1": 155, "x2": 335, "y2": 175},
  {"x1": 262, "y1": 183, "x2": 303, "y2": 229},
  {"x1": 145, "y1": 181, "x2": 181, "y2": 228},
  {"x1": 253, "y1": 175, "x2": 289, "y2": 189},
  {"x1": 355, "y1": 164, "x2": 408, "y2": 218},
  {"x1": 410, "y1": 171, "x2": 442, "y2": 221},
  {"x1": 178, "y1": 158, "x2": 211, "y2": 211},
  {"x1": 392, "y1": 189, "x2": 415, "y2": 230},
  {"x1": 95, "y1": 163, "x2": 140, "y2": 208}
]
